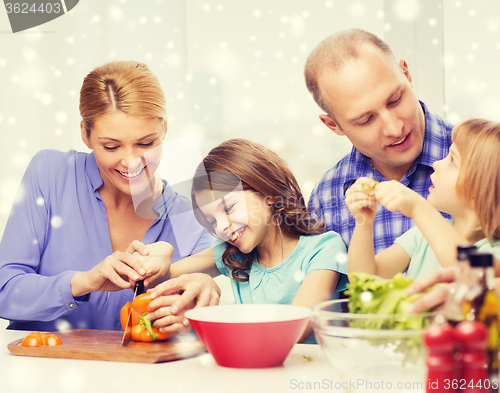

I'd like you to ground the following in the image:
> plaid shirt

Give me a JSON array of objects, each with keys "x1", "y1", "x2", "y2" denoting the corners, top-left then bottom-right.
[{"x1": 308, "y1": 101, "x2": 453, "y2": 254}]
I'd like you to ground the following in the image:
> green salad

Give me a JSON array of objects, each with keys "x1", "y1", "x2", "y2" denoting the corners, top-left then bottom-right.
[{"x1": 344, "y1": 272, "x2": 437, "y2": 364}]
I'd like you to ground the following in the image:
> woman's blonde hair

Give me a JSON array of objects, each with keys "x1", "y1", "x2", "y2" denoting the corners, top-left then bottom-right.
[
  {"x1": 79, "y1": 61, "x2": 166, "y2": 136},
  {"x1": 453, "y1": 118, "x2": 500, "y2": 243}
]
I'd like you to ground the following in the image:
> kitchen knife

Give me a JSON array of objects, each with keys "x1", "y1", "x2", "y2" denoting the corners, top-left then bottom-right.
[{"x1": 121, "y1": 280, "x2": 145, "y2": 346}]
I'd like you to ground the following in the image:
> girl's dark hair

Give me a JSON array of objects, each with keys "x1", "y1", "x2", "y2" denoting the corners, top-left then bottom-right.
[{"x1": 191, "y1": 138, "x2": 325, "y2": 282}]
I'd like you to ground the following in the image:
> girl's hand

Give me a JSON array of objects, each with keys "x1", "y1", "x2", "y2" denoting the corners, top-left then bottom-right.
[
  {"x1": 71, "y1": 241, "x2": 150, "y2": 296},
  {"x1": 345, "y1": 177, "x2": 378, "y2": 224},
  {"x1": 146, "y1": 294, "x2": 195, "y2": 333},
  {"x1": 132, "y1": 241, "x2": 174, "y2": 288},
  {"x1": 147, "y1": 273, "x2": 221, "y2": 324},
  {"x1": 374, "y1": 180, "x2": 426, "y2": 218}
]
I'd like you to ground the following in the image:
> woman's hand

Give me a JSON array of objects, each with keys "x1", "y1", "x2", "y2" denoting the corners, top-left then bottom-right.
[
  {"x1": 345, "y1": 177, "x2": 378, "y2": 225},
  {"x1": 70, "y1": 240, "x2": 151, "y2": 297},
  {"x1": 374, "y1": 180, "x2": 427, "y2": 218},
  {"x1": 132, "y1": 241, "x2": 174, "y2": 288},
  {"x1": 147, "y1": 273, "x2": 221, "y2": 331}
]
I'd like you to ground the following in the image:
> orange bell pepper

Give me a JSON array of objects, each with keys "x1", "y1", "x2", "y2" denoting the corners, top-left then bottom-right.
[{"x1": 120, "y1": 293, "x2": 173, "y2": 342}]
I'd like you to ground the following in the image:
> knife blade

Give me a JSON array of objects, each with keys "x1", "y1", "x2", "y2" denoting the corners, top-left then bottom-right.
[{"x1": 121, "y1": 280, "x2": 145, "y2": 346}]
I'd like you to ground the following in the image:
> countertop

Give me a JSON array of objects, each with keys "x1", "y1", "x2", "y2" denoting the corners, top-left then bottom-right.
[{"x1": 1, "y1": 329, "x2": 342, "y2": 393}]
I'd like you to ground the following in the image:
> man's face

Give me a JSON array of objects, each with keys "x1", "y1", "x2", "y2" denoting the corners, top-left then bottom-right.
[{"x1": 318, "y1": 45, "x2": 425, "y2": 180}]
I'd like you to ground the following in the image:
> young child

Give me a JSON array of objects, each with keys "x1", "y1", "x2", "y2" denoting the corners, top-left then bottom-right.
[
  {"x1": 345, "y1": 118, "x2": 500, "y2": 280},
  {"x1": 149, "y1": 138, "x2": 348, "y2": 343}
]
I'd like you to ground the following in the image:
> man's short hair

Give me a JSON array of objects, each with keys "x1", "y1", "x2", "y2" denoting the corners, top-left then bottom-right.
[{"x1": 304, "y1": 29, "x2": 395, "y2": 118}]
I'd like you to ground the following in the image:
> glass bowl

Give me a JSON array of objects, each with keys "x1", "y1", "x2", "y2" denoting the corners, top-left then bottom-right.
[{"x1": 312, "y1": 299, "x2": 436, "y2": 391}]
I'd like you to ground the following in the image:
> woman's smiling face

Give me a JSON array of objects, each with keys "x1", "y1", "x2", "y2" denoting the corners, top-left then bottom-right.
[{"x1": 82, "y1": 110, "x2": 166, "y2": 197}]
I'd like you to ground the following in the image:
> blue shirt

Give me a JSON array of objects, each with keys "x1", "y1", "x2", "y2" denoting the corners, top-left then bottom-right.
[
  {"x1": 0, "y1": 150, "x2": 213, "y2": 331},
  {"x1": 308, "y1": 101, "x2": 453, "y2": 254},
  {"x1": 214, "y1": 232, "x2": 348, "y2": 304}
]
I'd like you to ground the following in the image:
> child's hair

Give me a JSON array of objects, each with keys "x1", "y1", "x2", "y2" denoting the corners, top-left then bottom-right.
[
  {"x1": 191, "y1": 138, "x2": 325, "y2": 281},
  {"x1": 453, "y1": 118, "x2": 500, "y2": 243}
]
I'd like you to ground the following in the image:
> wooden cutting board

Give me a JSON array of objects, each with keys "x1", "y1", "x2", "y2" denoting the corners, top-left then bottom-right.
[{"x1": 7, "y1": 329, "x2": 206, "y2": 363}]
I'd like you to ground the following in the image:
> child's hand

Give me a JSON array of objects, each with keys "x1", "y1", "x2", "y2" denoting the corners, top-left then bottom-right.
[
  {"x1": 131, "y1": 241, "x2": 174, "y2": 288},
  {"x1": 345, "y1": 177, "x2": 378, "y2": 224},
  {"x1": 374, "y1": 180, "x2": 427, "y2": 218},
  {"x1": 147, "y1": 273, "x2": 221, "y2": 329},
  {"x1": 146, "y1": 293, "x2": 195, "y2": 333}
]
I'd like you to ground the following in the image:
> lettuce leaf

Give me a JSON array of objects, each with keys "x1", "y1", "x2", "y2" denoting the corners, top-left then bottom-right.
[{"x1": 344, "y1": 272, "x2": 438, "y2": 364}]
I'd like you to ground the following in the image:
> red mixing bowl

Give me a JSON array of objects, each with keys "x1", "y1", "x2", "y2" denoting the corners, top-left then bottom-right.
[{"x1": 185, "y1": 304, "x2": 312, "y2": 368}]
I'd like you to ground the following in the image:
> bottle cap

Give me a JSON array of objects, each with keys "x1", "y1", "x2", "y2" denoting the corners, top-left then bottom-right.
[
  {"x1": 457, "y1": 245, "x2": 477, "y2": 261},
  {"x1": 468, "y1": 252, "x2": 493, "y2": 267}
]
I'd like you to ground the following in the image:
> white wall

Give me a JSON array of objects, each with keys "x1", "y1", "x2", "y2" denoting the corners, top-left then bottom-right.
[{"x1": 2, "y1": 0, "x2": 500, "y2": 328}]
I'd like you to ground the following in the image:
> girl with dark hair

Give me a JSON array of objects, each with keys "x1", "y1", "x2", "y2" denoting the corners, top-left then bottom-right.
[{"x1": 148, "y1": 139, "x2": 348, "y2": 343}]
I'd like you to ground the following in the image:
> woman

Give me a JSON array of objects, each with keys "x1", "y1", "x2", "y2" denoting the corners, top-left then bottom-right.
[{"x1": 0, "y1": 61, "x2": 214, "y2": 331}]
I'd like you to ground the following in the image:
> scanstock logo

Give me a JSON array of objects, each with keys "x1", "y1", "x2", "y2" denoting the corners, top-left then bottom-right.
[{"x1": 3, "y1": 0, "x2": 79, "y2": 33}]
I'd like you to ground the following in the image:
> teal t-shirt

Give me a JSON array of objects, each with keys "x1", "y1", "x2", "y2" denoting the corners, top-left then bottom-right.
[
  {"x1": 214, "y1": 231, "x2": 349, "y2": 343},
  {"x1": 395, "y1": 224, "x2": 500, "y2": 280}
]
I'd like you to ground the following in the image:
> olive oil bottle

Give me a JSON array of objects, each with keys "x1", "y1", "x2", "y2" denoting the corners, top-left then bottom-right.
[
  {"x1": 462, "y1": 252, "x2": 499, "y2": 387},
  {"x1": 443, "y1": 245, "x2": 477, "y2": 326}
]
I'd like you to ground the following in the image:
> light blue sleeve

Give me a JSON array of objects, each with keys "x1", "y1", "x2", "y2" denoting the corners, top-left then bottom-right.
[
  {"x1": 304, "y1": 232, "x2": 349, "y2": 292},
  {"x1": 0, "y1": 151, "x2": 82, "y2": 322},
  {"x1": 477, "y1": 239, "x2": 500, "y2": 260},
  {"x1": 393, "y1": 225, "x2": 421, "y2": 259}
]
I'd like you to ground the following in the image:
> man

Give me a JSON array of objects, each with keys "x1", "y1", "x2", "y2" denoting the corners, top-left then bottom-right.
[{"x1": 305, "y1": 29, "x2": 453, "y2": 253}]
